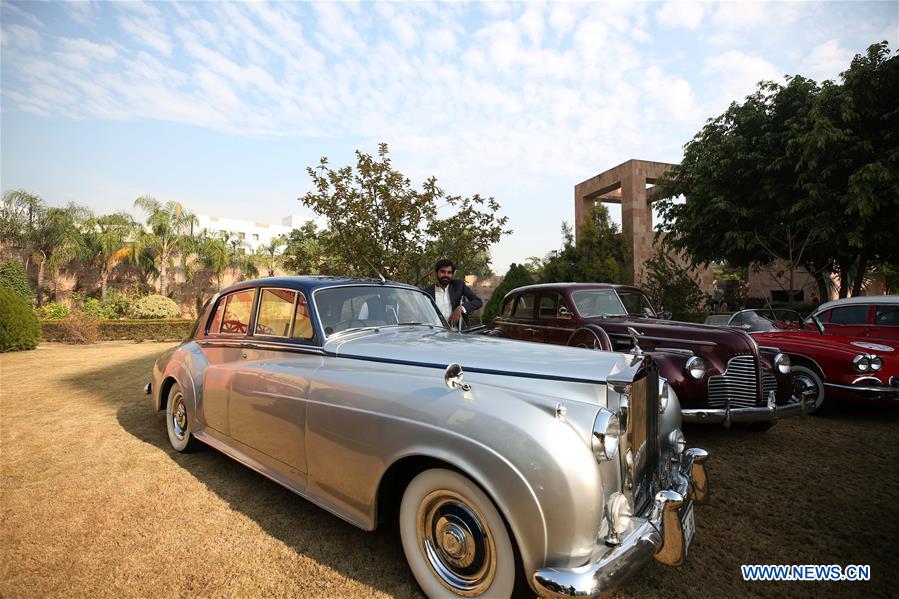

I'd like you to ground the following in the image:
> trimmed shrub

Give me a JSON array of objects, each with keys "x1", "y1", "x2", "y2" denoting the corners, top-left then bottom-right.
[
  {"x1": 56, "y1": 312, "x2": 100, "y2": 344},
  {"x1": 130, "y1": 295, "x2": 180, "y2": 319},
  {"x1": 102, "y1": 289, "x2": 133, "y2": 318},
  {"x1": 40, "y1": 319, "x2": 194, "y2": 342},
  {"x1": 82, "y1": 297, "x2": 117, "y2": 320},
  {"x1": 0, "y1": 260, "x2": 33, "y2": 306},
  {"x1": 38, "y1": 301, "x2": 70, "y2": 321},
  {"x1": 0, "y1": 286, "x2": 42, "y2": 352}
]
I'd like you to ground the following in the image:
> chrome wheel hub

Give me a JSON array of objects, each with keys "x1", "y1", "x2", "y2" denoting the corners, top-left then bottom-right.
[
  {"x1": 794, "y1": 374, "x2": 822, "y2": 408},
  {"x1": 417, "y1": 490, "x2": 496, "y2": 596},
  {"x1": 171, "y1": 393, "x2": 187, "y2": 440}
]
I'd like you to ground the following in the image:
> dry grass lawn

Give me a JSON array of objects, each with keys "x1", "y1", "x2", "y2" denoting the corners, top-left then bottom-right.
[{"x1": 1, "y1": 341, "x2": 897, "y2": 598}]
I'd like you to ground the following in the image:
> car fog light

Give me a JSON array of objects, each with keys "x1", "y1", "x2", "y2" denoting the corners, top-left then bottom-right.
[
  {"x1": 608, "y1": 492, "x2": 632, "y2": 535},
  {"x1": 774, "y1": 353, "x2": 791, "y2": 374},
  {"x1": 685, "y1": 356, "x2": 706, "y2": 380},
  {"x1": 853, "y1": 355, "x2": 871, "y2": 372},
  {"x1": 592, "y1": 409, "x2": 620, "y2": 461},
  {"x1": 659, "y1": 380, "x2": 669, "y2": 414},
  {"x1": 668, "y1": 428, "x2": 686, "y2": 455},
  {"x1": 869, "y1": 355, "x2": 883, "y2": 371}
]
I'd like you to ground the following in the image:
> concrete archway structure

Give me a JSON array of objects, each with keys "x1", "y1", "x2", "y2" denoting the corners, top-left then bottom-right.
[{"x1": 574, "y1": 159, "x2": 676, "y2": 284}]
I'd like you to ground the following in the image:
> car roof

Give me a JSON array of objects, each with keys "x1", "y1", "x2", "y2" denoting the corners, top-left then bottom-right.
[
  {"x1": 504, "y1": 282, "x2": 643, "y2": 297},
  {"x1": 217, "y1": 275, "x2": 420, "y2": 296},
  {"x1": 816, "y1": 295, "x2": 899, "y2": 311}
]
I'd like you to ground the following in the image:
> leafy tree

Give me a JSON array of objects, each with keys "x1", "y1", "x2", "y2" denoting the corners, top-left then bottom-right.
[
  {"x1": 540, "y1": 205, "x2": 631, "y2": 284},
  {"x1": 1, "y1": 189, "x2": 43, "y2": 248},
  {"x1": 640, "y1": 251, "x2": 706, "y2": 319},
  {"x1": 0, "y1": 259, "x2": 33, "y2": 306},
  {"x1": 656, "y1": 42, "x2": 899, "y2": 300},
  {"x1": 133, "y1": 197, "x2": 197, "y2": 297},
  {"x1": 200, "y1": 231, "x2": 257, "y2": 289},
  {"x1": 79, "y1": 212, "x2": 137, "y2": 300},
  {"x1": 282, "y1": 221, "x2": 340, "y2": 275},
  {"x1": 300, "y1": 144, "x2": 510, "y2": 285},
  {"x1": 254, "y1": 235, "x2": 287, "y2": 277},
  {"x1": 482, "y1": 263, "x2": 535, "y2": 324}
]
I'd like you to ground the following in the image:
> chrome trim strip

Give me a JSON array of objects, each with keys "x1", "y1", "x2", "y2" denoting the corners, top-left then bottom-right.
[
  {"x1": 653, "y1": 347, "x2": 695, "y2": 356},
  {"x1": 608, "y1": 332, "x2": 717, "y2": 347},
  {"x1": 824, "y1": 382, "x2": 899, "y2": 395},
  {"x1": 682, "y1": 399, "x2": 812, "y2": 423},
  {"x1": 323, "y1": 351, "x2": 608, "y2": 385}
]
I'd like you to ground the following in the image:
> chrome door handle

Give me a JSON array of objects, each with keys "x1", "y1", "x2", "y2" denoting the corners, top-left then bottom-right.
[{"x1": 525, "y1": 328, "x2": 538, "y2": 334}]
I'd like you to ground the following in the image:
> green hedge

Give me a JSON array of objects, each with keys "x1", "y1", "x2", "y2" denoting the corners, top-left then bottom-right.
[{"x1": 41, "y1": 319, "x2": 194, "y2": 342}]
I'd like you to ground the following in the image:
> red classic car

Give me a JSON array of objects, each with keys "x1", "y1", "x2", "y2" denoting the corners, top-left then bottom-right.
[
  {"x1": 705, "y1": 309, "x2": 899, "y2": 411},
  {"x1": 491, "y1": 283, "x2": 812, "y2": 428},
  {"x1": 808, "y1": 296, "x2": 899, "y2": 342}
]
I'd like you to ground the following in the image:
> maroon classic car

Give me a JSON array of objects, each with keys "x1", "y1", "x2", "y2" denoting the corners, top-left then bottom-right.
[
  {"x1": 705, "y1": 309, "x2": 899, "y2": 412},
  {"x1": 491, "y1": 283, "x2": 813, "y2": 428}
]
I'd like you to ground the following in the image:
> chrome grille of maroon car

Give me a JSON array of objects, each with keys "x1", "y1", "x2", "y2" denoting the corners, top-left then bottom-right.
[
  {"x1": 762, "y1": 372, "x2": 778, "y2": 400},
  {"x1": 707, "y1": 355, "x2": 761, "y2": 409}
]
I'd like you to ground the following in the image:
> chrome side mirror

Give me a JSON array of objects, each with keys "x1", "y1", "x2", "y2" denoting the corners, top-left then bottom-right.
[{"x1": 444, "y1": 363, "x2": 471, "y2": 391}]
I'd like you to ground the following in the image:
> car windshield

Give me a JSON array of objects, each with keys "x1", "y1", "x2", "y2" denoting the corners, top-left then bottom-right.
[
  {"x1": 617, "y1": 290, "x2": 658, "y2": 318},
  {"x1": 733, "y1": 309, "x2": 807, "y2": 332},
  {"x1": 571, "y1": 290, "x2": 627, "y2": 317},
  {"x1": 315, "y1": 285, "x2": 445, "y2": 338}
]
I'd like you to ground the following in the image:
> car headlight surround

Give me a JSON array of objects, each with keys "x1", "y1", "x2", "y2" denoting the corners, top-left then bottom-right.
[
  {"x1": 592, "y1": 408, "x2": 620, "y2": 462},
  {"x1": 607, "y1": 491, "x2": 632, "y2": 535},
  {"x1": 685, "y1": 356, "x2": 706, "y2": 380},
  {"x1": 869, "y1": 355, "x2": 883, "y2": 371},
  {"x1": 853, "y1": 354, "x2": 871, "y2": 372},
  {"x1": 774, "y1": 352, "x2": 791, "y2": 375}
]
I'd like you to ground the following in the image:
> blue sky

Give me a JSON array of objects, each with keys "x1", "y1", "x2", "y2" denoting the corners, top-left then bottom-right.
[{"x1": 1, "y1": 1, "x2": 896, "y2": 273}]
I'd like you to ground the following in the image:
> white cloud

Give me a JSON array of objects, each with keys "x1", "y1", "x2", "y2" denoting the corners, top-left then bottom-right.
[
  {"x1": 656, "y1": 1, "x2": 705, "y2": 30},
  {"x1": 1, "y1": 24, "x2": 41, "y2": 51},
  {"x1": 801, "y1": 39, "x2": 854, "y2": 82},
  {"x1": 118, "y1": 16, "x2": 173, "y2": 56},
  {"x1": 703, "y1": 50, "x2": 783, "y2": 112},
  {"x1": 2, "y1": 3, "x2": 45, "y2": 28}
]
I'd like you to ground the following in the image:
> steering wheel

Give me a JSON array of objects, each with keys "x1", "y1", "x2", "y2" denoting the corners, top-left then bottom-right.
[
  {"x1": 256, "y1": 323, "x2": 274, "y2": 335},
  {"x1": 333, "y1": 318, "x2": 367, "y2": 332}
]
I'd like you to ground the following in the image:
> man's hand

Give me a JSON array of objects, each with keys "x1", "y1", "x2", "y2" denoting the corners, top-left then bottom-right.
[{"x1": 450, "y1": 306, "x2": 464, "y2": 325}]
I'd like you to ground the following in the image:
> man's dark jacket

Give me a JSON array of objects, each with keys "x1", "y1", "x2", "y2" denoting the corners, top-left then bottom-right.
[{"x1": 422, "y1": 279, "x2": 483, "y2": 329}]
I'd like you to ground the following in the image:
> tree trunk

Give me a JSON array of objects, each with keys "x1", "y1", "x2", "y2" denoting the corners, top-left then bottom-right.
[
  {"x1": 813, "y1": 271, "x2": 830, "y2": 303},
  {"x1": 36, "y1": 258, "x2": 46, "y2": 307},
  {"x1": 159, "y1": 253, "x2": 168, "y2": 297},
  {"x1": 100, "y1": 270, "x2": 109, "y2": 301},
  {"x1": 838, "y1": 261, "x2": 851, "y2": 298},
  {"x1": 852, "y1": 253, "x2": 868, "y2": 297}
]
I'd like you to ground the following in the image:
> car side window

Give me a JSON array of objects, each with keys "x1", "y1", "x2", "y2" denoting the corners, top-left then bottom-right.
[
  {"x1": 829, "y1": 305, "x2": 869, "y2": 325},
  {"x1": 207, "y1": 296, "x2": 226, "y2": 334},
  {"x1": 875, "y1": 305, "x2": 899, "y2": 326},
  {"x1": 219, "y1": 289, "x2": 257, "y2": 335},
  {"x1": 501, "y1": 297, "x2": 515, "y2": 316},
  {"x1": 513, "y1": 294, "x2": 535, "y2": 318},
  {"x1": 538, "y1": 294, "x2": 560, "y2": 319},
  {"x1": 255, "y1": 288, "x2": 296, "y2": 337},
  {"x1": 293, "y1": 293, "x2": 314, "y2": 340}
]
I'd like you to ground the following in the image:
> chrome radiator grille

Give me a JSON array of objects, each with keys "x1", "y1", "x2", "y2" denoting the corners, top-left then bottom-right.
[
  {"x1": 707, "y1": 355, "x2": 762, "y2": 409},
  {"x1": 762, "y1": 372, "x2": 778, "y2": 400}
]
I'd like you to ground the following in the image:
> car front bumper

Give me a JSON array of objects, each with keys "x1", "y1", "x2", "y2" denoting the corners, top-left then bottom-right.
[
  {"x1": 681, "y1": 392, "x2": 816, "y2": 424},
  {"x1": 532, "y1": 447, "x2": 709, "y2": 598},
  {"x1": 825, "y1": 380, "x2": 899, "y2": 400}
]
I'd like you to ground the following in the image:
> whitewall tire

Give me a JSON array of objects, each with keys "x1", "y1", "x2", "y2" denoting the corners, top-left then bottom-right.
[
  {"x1": 399, "y1": 468, "x2": 518, "y2": 598},
  {"x1": 166, "y1": 382, "x2": 200, "y2": 452}
]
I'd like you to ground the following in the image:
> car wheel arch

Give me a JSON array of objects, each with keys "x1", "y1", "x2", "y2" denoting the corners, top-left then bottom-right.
[
  {"x1": 159, "y1": 376, "x2": 179, "y2": 412},
  {"x1": 788, "y1": 354, "x2": 826, "y2": 380},
  {"x1": 374, "y1": 448, "x2": 545, "y2": 580}
]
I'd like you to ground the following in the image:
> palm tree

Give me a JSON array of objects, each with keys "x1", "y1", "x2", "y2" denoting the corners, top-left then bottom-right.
[
  {"x1": 1, "y1": 189, "x2": 44, "y2": 248},
  {"x1": 23, "y1": 200, "x2": 86, "y2": 306},
  {"x1": 254, "y1": 235, "x2": 287, "y2": 277},
  {"x1": 133, "y1": 196, "x2": 196, "y2": 296},
  {"x1": 200, "y1": 231, "x2": 257, "y2": 289},
  {"x1": 80, "y1": 212, "x2": 138, "y2": 300}
]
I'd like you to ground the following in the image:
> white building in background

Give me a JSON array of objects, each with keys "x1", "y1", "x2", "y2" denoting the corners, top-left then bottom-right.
[{"x1": 193, "y1": 214, "x2": 309, "y2": 251}]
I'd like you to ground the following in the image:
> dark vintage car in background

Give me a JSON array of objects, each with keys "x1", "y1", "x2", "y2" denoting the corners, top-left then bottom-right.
[
  {"x1": 808, "y1": 295, "x2": 899, "y2": 342},
  {"x1": 147, "y1": 276, "x2": 709, "y2": 598},
  {"x1": 705, "y1": 308, "x2": 899, "y2": 412},
  {"x1": 490, "y1": 283, "x2": 813, "y2": 428}
]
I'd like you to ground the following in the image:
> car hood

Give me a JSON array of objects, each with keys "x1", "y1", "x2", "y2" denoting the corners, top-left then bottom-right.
[
  {"x1": 752, "y1": 330, "x2": 899, "y2": 357},
  {"x1": 585, "y1": 315, "x2": 758, "y2": 358},
  {"x1": 323, "y1": 325, "x2": 640, "y2": 384}
]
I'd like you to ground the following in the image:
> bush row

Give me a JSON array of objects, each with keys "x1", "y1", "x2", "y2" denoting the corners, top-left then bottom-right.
[{"x1": 40, "y1": 318, "x2": 194, "y2": 343}]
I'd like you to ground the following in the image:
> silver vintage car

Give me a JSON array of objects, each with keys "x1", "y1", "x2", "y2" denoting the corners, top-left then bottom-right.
[{"x1": 147, "y1": 276, "x2": 709, "y2": 598}]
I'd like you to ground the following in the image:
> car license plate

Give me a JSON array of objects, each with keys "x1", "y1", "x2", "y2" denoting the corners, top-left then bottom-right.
[{"x1": 682, "y1": 503, "x2": 695, "y2": 553}]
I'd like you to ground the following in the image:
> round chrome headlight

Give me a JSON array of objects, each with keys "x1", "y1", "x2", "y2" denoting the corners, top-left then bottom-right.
[
  {"x1": 853, "y1": 355, "x2": 871, "y2": 372},
  {"x1": 607, "y1": 492, "x2": 632, "y2": 535},
  {"x1": 592, "y1": 409, "x2": 620, "y2": 462},
  {"x1": 685, "y1": 356, "x2": 706, "y2": 380},
  {"x1": 774, "y1": 352, "x2": 791, "y2": 375},
  {"x1": 869, "y1": 355, "x2": 883, "y2": 371},
  {"x1": 668, "y1": 428, "x2": 686, "y2": 455}
]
